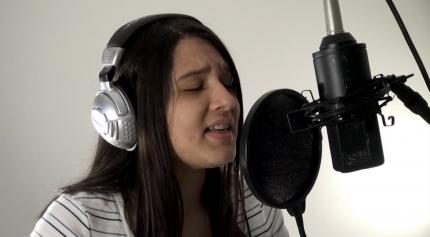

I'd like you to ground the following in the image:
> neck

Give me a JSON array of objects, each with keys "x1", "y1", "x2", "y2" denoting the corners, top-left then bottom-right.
[
  {"x1": 174, "y1": 161, "x2": 207, "y2": 211},
  {"x1": 174, "y1": 162, "x2": 213, "y2": 237}
]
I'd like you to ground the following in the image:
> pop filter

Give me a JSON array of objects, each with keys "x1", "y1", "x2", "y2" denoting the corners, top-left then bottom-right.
[{"x1": 240, "y1": 89, "x2": 322, "y2": 237}]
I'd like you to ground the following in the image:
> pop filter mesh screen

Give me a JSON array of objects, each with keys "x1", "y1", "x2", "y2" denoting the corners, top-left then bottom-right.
[{"x1": 243, "y1": 90, "x2": 321, "y2": 208}]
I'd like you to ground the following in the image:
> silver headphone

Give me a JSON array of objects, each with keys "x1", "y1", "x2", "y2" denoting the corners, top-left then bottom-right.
[{"x1": 91, "y1": 14, "x2": 199, "y2": 151}]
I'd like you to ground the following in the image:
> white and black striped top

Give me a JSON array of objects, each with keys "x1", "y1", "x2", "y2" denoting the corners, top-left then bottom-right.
[{"x1": 29, "y1": 189, "x2": 288, "y2": 237}]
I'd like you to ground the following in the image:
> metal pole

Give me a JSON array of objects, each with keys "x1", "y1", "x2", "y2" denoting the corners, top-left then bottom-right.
[{"x1": 323, "y1": 0, "x2": 345, "y2": 35}]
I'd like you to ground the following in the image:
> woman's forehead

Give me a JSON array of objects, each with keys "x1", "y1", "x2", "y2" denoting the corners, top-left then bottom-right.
[{"x1": 172, "y1": 37, "x2": 229, "y2": 77}]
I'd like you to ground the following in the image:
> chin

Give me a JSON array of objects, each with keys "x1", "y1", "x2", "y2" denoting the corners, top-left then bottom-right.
[{"x1": 206, "y1": 152, "x2": 236, "y2": 168}]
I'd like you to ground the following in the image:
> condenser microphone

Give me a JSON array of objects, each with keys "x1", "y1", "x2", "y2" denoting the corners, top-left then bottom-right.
[{"x1": 312, "y1": 0, "x2": 384, "y2": 172}]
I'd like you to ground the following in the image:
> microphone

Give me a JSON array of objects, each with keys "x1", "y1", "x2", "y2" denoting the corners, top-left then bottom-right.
[{"x1": 311, "y1": 0, "x2": 384, "y2": 172}]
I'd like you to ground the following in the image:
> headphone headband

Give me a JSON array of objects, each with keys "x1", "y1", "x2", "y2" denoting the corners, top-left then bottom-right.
[
  {"x1": 107, "y1": 14, "x2": 199, "y2": 48},
  {"x1": 99, "y1": 14, "x2": 200, "y2": 83}
]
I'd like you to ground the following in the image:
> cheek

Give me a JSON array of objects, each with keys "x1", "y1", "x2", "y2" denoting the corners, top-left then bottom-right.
[{"x1": 168, "y1": 98, "x2": 206, "y2": 154}]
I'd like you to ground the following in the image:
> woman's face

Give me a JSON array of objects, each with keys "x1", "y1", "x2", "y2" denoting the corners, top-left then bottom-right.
[{"x1": 167, "y1": 37, "x2": 240, "y2": 169}]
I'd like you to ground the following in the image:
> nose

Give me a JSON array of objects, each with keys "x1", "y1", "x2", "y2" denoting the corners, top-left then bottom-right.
[{"x1": 209, "y1": 79, "x2": 238, "y2": 113}]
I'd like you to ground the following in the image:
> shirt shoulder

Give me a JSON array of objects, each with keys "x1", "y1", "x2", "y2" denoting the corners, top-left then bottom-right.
[
  {"x1": 29, "y1": 192, "x2": 128, "y2": 237},
  {"x1": 239, "y1": 184, "x2": 289, "y2": 237}
]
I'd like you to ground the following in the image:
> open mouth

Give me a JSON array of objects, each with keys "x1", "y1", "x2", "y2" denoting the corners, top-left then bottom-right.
[{"x1": 206, "y1": 124, "x2": 232, "y2": 133}]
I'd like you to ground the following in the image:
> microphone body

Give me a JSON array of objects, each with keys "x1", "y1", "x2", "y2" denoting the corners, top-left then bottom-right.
[{"x1": 312, "y1": 33, "x2": 384, "y2": 172}]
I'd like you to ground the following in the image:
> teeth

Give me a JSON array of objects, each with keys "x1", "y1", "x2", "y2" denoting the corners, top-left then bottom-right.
[{"x1": 209, "y1": 124, "x2": 231, "y2": 131}]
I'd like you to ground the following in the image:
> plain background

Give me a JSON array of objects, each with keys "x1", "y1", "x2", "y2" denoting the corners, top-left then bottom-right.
[{"x1": 1, "y1": 0, "x2": 429, "y2": 236}]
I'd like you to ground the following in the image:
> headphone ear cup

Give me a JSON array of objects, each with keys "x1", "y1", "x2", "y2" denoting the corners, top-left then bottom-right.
[
  {"x1": 94, "y1": 15, "x2": 199, "y2": 151},
  {"x1": 91, "y1": 83, "x2": 137, "y2": 151}
]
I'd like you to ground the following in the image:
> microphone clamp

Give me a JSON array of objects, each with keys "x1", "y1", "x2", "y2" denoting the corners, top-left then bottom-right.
[{"x1": 287, "y1": 74, "x2": 415, "y2": 133}]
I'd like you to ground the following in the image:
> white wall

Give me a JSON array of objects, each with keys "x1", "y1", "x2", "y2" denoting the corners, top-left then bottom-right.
[{"x1": 1, "y1": 0, "x2": 429, "y2": 236}]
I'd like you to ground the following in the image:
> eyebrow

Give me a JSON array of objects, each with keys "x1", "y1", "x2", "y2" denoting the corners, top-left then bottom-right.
[{"x1": 176, "y1": 66, "x2": 211, "y2": 81}]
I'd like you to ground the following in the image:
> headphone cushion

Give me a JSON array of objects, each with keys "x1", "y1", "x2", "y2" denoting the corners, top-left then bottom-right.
[{"x1": 91, "y1": 86, "x2": 137, "y2": 150}]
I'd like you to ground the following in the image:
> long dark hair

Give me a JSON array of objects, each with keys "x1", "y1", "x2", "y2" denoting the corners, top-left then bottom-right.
[{"x1": 62, "y1": 17, "x2": 248, "y2": 236}]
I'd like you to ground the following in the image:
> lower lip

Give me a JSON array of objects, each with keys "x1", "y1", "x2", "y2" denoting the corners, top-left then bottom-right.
[{"x1": 205, "y1": 130, "x2": 234, "y2": 142}]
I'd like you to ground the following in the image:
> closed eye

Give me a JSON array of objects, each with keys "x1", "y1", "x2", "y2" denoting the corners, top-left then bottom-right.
[
  {"x1": 222, "y1": 77, "x2": 235, "y2": 92},
  {"x1": 178, "y1": 77, "x2": 205, "y2": 92},
  {"x1": 220, "y1": 69, "x2": 234, "y2": 88},
  {"x1": 224, "y1": 79, "x2": 234, "y2": 88},
  {"x1": 185, "y1": 85, "x2": 204, "y2": 91}
]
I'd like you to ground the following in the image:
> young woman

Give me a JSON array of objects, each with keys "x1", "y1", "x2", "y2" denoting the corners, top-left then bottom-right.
[{"x1": 30, "y1": 14, "x2": 288, "y2": 237}]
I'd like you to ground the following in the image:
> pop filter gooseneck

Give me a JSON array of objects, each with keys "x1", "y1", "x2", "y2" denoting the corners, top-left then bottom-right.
[{"x1": 240, "y1": 89, "x2": 322, "y2": 237}]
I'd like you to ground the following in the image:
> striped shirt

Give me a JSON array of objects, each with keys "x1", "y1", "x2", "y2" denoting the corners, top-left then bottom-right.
[{"x1": 29, "y1": 189, "x2": 288, "y2": 237}]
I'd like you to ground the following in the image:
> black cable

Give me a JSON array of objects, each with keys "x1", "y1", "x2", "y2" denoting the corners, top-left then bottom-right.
[
  {"x1": 294, "y1": 214, "x2": 307, "y2": 237},
  {"x1": 390, "y1": 83, "x2": 430, "y2": 124},
  {"x1": 287, "y1": 203, "x2": 308, "y2": 237},
  {"x1": 385, "y1": 0, "x2": 430, "y2": 93}
]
